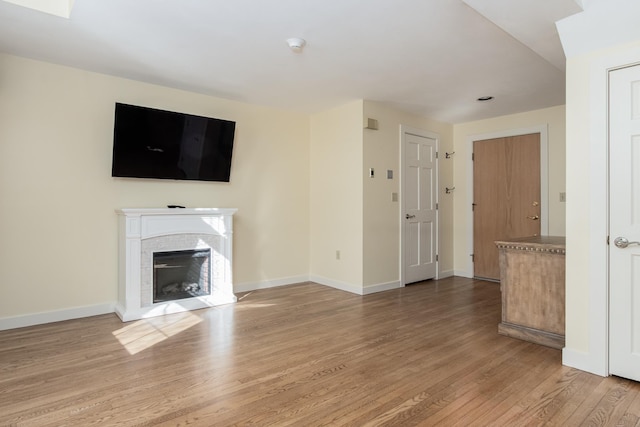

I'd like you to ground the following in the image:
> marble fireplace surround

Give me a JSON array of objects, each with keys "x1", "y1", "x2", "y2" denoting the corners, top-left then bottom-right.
[{"x1": 115, "y1": 208, "x2": 237, "y2": 322}]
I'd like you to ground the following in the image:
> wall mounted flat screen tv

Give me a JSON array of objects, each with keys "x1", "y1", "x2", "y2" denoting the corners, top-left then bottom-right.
[{"x1": 111, "y1": 103, "x2": 235, "y2": 182}]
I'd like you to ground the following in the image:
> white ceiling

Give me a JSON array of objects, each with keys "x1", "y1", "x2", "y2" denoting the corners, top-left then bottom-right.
[{"x1": 0, "y1": 0, "x2": 583, "y2": 123}]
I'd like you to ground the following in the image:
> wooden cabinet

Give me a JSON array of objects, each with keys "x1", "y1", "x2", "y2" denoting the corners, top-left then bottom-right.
[{"x1": 494, "y1": 236, "x2": 565, "y2": 349}]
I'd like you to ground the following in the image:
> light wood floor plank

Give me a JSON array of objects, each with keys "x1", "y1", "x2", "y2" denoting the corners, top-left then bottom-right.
[{"x1": 1, "y1": 277, "x2": 640, "y2": 426}]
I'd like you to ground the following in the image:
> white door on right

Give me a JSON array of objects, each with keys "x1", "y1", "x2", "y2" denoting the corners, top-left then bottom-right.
[{"x1": 609, "y1": 63, "x2": 640, "y2": 382}]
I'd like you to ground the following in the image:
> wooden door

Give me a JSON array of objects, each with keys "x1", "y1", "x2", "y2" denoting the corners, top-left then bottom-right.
[
  {"x1": 473, "y1": 134, "x2": 541, "y2": 280},
  {"x1": 609, "y1": 64, "x2": 640, "y2": 382},
  {"x1": 402, "y1": 129, "x2": 438, "y2": 284}
]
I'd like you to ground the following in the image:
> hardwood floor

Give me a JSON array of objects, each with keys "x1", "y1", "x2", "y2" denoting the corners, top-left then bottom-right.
[{"x1": 2, "y1": 277, "x2": 640, "y2": 426}]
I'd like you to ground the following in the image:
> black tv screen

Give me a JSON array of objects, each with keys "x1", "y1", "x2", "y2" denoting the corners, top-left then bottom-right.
[{"x1": 111, "y1": 103, "x2": 235, "y2": 182}]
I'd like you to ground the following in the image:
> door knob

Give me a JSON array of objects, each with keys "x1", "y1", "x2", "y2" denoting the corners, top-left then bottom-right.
[
  {"x1": 406, "y1": 214, "x2": 415, "y2": 219},
  {"x1": 526, "y1": 215, "x2": 539, "y2": 220},
  {"x1": 614, "y1": 236, "x2": 640, "y2": 248}
]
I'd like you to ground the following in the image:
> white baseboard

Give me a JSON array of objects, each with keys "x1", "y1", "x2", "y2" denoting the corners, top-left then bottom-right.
[
  {"x1": 309, "y1": 276, "x2": 404, "y2": 296},
  {"x1": 562, "y1": 347, "x2": 608, "y2": 377},
  {"x1": 234, "y1": 275, "x2": 310, "y2": 293},
  {"x1": 309, "y1": 275, "x2": 364, "y2": 295},
  {"x1": 0, "y1": 303, "x2": 116, "y2": 331},
  {"x1": 1, "y1": 274, "x2": 463, "y2": 330},
  {"x1": 438, "y1": 270, "x2": 454, "y2": 279},
  {"x1": 454, "y1": 269, "x2": 473, "y2": 278},
  {"x1": 0, "y1": 275, "x2": 311, "y2": 330},
  {"x1": 362, "y1": 281, "x2": 402, "y2": 295}
]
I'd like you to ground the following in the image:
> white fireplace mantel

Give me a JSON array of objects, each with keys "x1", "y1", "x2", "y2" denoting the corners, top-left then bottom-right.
[{"x1": 115, "y1": 208, "x2": 237, "y2": 321}]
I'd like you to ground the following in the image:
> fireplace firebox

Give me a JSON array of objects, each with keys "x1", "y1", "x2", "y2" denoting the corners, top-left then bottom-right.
[{"x1": 153, "y1": 249, "x2": 211, "y2": 303}]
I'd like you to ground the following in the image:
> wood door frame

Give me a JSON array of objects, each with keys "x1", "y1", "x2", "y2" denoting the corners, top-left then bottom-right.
[
  {"x1": 400, "y1": 124, "x2": 440, "y2": 286},
  {"x1": 464, "y1": 125, "x2": 549, "y2": 278}
]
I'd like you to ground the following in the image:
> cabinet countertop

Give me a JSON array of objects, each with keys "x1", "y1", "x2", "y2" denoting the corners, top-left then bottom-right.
[{"x1": 495, "y1": 236, "x2": 565, "y2": 253}]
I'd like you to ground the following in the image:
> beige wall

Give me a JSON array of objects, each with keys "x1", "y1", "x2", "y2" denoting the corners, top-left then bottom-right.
[
  {"x1": 562, "y1": 40, "x2": 640, "y2": 374},
  {"x1": 452, "y1": 105, "x2": 567, "y2": 275},
  {"x1": 362, "y1": 101, "x2": 454, "y2": 287},
  {"x1": 309, "y1": 101, "x2": 364, "y2": 289},
  {"x1": 309, "y1": 100, "x2": 454, "y2": 292},
  {"x1": 0, "y1": 54, "x2": 310, "y2": 320},
  {"x1": 564, "y1": 54, "x2": 592, "y2": 353}
]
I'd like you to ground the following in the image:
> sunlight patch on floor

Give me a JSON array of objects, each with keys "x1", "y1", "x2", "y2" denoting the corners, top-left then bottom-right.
[
  {"x1": 112, "y1": 311, "x2": 202, "y2": 355},
  {"x1": 234, "y1": 303, "x2": 276, "y2": 309},
  {"x1": 235, "y1": 291, "x2": 276, "y2": 309}
]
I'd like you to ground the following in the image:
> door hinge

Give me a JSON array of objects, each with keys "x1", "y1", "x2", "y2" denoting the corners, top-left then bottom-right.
[
  {"x1": 436, "y1": 254, "x2": 439, "y2": 262},
  {"x1": 607, "y1": 235, "x2": 610, "y2": 245},
  {"x1": 472, "y1": 153, "x2": 475, "y2": 161},
  {"x1": 436, "y1": 203, "x2": 439, "y2": 210},
  {"x1": 436, "y1": 152, "x2": 439, "y2": 159},
  {"x1": 471, "y1": 254, "x2": 475, "y2": 262},
  {"x1": 472, "y1": 203, "x2": 476, "y2": 211}
]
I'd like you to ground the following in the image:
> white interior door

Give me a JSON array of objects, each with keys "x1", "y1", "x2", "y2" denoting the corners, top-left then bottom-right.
[
  {"x1": 609, "y1": 63, "x2": 640, "y2": 382},
  {"x1": 402, "y1": 128, "x2": 438, "y2": 284}
]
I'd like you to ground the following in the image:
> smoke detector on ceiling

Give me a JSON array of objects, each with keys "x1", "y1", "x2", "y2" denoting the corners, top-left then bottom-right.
[{"x1": 286, "y1": 38, "x2": 306, "y2": 53}]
